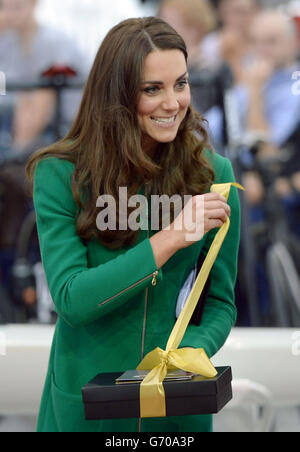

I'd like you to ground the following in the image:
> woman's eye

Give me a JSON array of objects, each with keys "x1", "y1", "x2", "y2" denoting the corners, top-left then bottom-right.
[
  {"x1": 142, "y1": 80, "x2": 188, "y2": 95},
  {"x1": 143, "y1": 86, "x2": 160, "y2": 95},
  {"x1": 176, "y1": 80, "x2": 189, "y2": 90}
]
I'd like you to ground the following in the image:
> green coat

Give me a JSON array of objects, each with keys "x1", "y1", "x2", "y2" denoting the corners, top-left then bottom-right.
[{"x1": 33, "y1": 149, "x2": 241, "y2": 432}]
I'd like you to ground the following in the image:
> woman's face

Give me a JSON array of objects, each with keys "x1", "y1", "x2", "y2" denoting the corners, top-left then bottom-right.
[{"x1": 137, "y1": 49, "x2": 191, "y2": 153}]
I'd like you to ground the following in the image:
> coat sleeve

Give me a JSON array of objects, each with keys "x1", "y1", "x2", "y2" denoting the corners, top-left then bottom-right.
[
  {"x1": 180, "y1": 158, "x2": 241, "y2": 357},
  {"x1": 33, "y1": 157, "x2": 163, "y2": 328}
]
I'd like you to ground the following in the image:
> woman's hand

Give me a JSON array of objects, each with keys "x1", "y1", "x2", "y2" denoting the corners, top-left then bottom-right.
[
  {"x1": 166, "y1": 192, "x2": 231, "y2": 251},
  {"x1": 149, "y1": 192, "x2": 231, "y2": 270}
]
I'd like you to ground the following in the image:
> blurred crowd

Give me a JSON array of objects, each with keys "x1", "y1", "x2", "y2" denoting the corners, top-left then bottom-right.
[{"x1": 0, "y1": 0, "x2": 299, "y2": 326}]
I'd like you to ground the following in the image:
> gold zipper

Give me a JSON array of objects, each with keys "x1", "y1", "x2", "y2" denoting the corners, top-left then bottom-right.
[
  {"x1": 152, "y1": 270, "x2": 159, "y2": 286},
  {"x1": 140, "y1": 287, "x2": 149, "y2": 362},
  {"x1": 140, "y1": 233, "x2": 159, "y2": 359},
  {"x1": 139, "y1": 230, "x2": 152, "y2": 433},
  {"x1": 140, "y1": 188, "x2": 157, "y2": 432},
  {"x1": 98, "y1": 269, "x2": 158, "y2": 307}
]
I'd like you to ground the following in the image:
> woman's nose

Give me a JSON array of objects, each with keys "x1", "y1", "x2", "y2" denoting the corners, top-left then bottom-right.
[{"x1": 161, "y1": 90, "x2": 179, "y2": 111}]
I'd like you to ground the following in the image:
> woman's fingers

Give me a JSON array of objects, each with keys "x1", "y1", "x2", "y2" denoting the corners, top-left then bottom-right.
[
  {"x1": 203, "y1": 192, "x2": 227, "y2": 203},
  {"x1": 206, "y1": 208, "x2": 229, "y2": 222},
  {"x1": 205, "y1": 202, "x2": 231, "y2": 216},
  {"x1": 206, "y1": 218, "x2": 225, "y2": 230},
  {"x1": 203, "y1": 193, "x2": 231, "y2": 218}
]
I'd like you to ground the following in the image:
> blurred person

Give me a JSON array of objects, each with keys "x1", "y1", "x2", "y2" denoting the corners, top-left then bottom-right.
[
  {"x1": 207, "y1": 11, "x2": 300, "y2": 203},
  {"x1": 241, "y1": 11, "x2": 300, "y2": 209},
  {"x1": 0, "y1": 0, "x2": 89, "y2": 316},
  {"x1": 205, "y1": 10, "x2": 300, "y2": 322},
  {"x1": 0, "y1": 0, "x2": 89, "y2": 152},
  {"x1": 158, "y1": 0, "x2": 220, "y2": 114},
  {"x1": 202, "y1": 0, "x2": 261, "y2": 83},
  {"x1": 158, "y1": 0, "x2": 217, "y2": 70},
  {"x1": 242, "y1": 10, "x2": 300, "y2": 238},
  {"x1": 0, "y1": 4, "x2": 10, "y2": 151},
  {"x1": 0, "y1": 6, "x2": 6, "y2": 32}
]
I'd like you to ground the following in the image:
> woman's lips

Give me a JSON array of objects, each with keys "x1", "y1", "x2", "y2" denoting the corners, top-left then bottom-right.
[{"x1": 150, "y1": 114, "x2": 177, "y2": 128}]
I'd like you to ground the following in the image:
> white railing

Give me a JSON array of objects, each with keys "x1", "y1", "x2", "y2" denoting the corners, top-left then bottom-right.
[{"x1": 0, "y1": 326, "x2": 299, "y2": 415}]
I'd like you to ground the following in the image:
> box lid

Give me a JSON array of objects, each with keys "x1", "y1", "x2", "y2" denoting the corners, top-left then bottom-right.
[{"x1": 82, "y1": 366, "x2": 232, "y2": 403}]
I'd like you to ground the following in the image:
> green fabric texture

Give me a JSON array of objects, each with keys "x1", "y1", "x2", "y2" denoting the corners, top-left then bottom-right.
[{"x1": 33, "y1": 148, "x2": 241, "y2": 432}]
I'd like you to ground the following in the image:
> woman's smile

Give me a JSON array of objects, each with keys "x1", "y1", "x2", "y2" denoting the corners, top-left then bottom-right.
[
  {"x1": 137, "y1": 49, "x2": 191, "y2": 149},
  {"x1": 150, "y1": 114, "x2": 178, "y2": 127}
]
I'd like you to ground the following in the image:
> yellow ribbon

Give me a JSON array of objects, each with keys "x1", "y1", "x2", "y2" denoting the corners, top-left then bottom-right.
[{"x1": 137, "y1": 182, "x2": 245, "y2": 418}]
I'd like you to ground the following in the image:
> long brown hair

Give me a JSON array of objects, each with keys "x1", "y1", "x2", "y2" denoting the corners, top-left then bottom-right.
[{"x1": 26, "y1": 17, "x2": 215, "y2": 249}]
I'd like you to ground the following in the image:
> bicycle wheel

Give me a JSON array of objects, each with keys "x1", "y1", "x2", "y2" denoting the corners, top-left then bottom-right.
[
  {"x1": 266, "y1": 243, "x2": 290, "y2": 326},
  {"x1": 281, "y1": 237, "x2": 300, "y2": 326},
  {"x1": 266, "y1": 241, "x2": 300, "y2": 327},
  {"x1": 0, "y1": 284, "x2": 15, "y2": 324}
]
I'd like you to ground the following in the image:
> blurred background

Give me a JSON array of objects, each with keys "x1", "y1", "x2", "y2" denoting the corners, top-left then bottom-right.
[{"x1": 0, "y1": 0, "x2": 299, "y2": 432}]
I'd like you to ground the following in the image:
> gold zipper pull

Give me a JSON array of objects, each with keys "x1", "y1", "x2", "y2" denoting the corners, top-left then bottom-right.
[{"x1": 152, "y1": 270, "x2": 159, "y2": 286}]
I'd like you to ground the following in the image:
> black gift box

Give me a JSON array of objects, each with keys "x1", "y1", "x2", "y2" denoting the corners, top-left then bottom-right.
[{"x1": 82, "y1": 366, "x2": 232, "y2": 420}]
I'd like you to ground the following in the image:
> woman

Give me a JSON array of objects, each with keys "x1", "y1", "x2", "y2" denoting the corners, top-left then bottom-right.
[{"x1": 26, "y1": 17, "x2": 241, "y2": 433}]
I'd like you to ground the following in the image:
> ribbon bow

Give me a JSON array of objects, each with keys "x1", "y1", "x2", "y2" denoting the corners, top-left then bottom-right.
[{"x1": 137, "y1": 182, "x2": 245, "y2": 418}]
